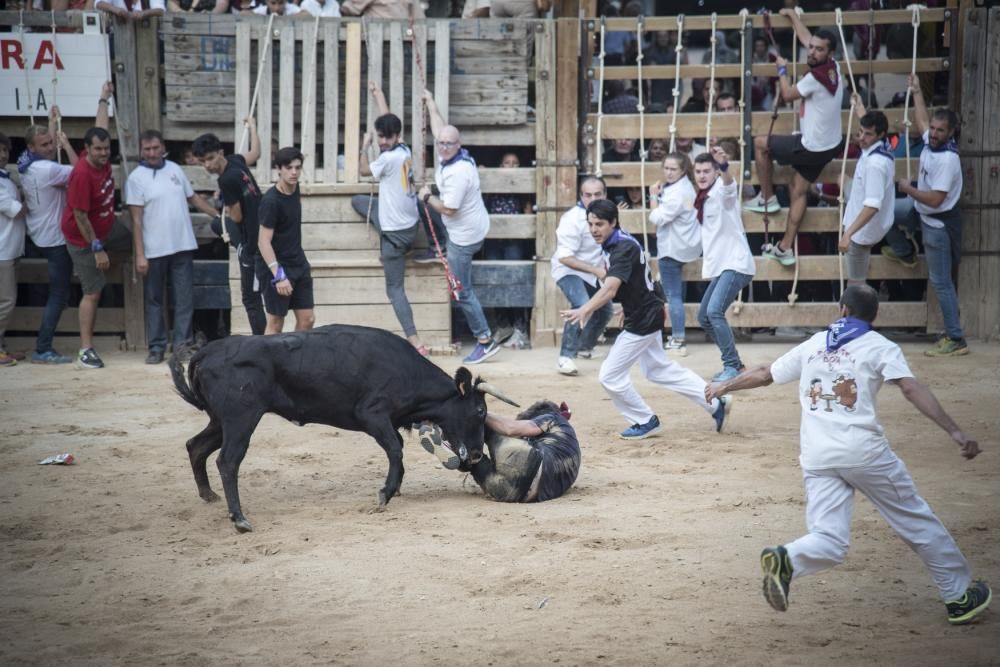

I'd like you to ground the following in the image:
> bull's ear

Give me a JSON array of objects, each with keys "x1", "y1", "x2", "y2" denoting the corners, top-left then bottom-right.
[{"x1": 454, "y1": 366, "x2": 473, "y2": 397}]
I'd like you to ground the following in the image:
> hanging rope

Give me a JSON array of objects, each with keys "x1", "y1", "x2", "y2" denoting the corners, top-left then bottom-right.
[
  {"x1": 704, "y1": 12, "x2": 718, "y2": 148},
  {"x1": 760, "y1": 10, "x2": 781, "y2": 250},
  {"x1": 18, "y1": 10, "x2": 35, "y2": 125},
  {"x1": 834, "y1": 9, "x2": 860, "y2": 298},
  {"x1": 902, "y1": 4, "x2": 921, "y2": 182},
  {"x1": 786, "y1": 19, "x2": 801, "y2": 305},
  {"x1": 594, "y1": 16, "x2": 607, "y2": 177},
  {"x1": 360, "y1": 15, "x2": 377, "y2": 235},
  {"x1": 408, "y1": 8, "x2": 462, "y2": 300},
  {"x1": 50, "y1": 9, "x2": 61, "y2": 163},
  {"x1": 635, "y1": 14, "x2": 650, "y2": 261},
  {"x1": 734, "y1": 9, "x2": 750, "y2": 315},
  {"x1": 866, "y1": 5, "x2": 875, "y2": 108},
  {"x1": 667, "y1": 14, "x2": 684, "y2": 153},
  {"x1": 239, "y1": 12, "x2": 276, "y2": 155},
  {"x1": 790, "y1": 16, "x2": 798, "y2": 135}
]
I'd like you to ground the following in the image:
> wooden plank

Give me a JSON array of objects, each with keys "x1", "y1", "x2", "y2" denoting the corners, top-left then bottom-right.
[
  {"x1": 255, "y1": 22, "x2": 274, "y2": 185},
  {"x1": 344, "y1": 22, "x2": 362, "y2": 184},
  {"x1": 532, "y1": 19, "x2": 558, "y2": 347},
  {"x1": 452, "y1": 39, "x2": 528, "y2": 58},
  {"x1": 230, "y1": 300, "x2": 452, "y2": 337},
  {"x1": 234, "y1": 22, "x2": 252, "y2": 151},
  {"x1": 594, "y1": 58, "x2": 949, "y2": 81},
  {"x1": 278, "y1": 22, "x2": 296, "y2": 150},
  {"x1": 300, "y1": 17, "x2": 320, "y2": 182},
  {"x1": 448, "y1": 106, "x2": 526, "y2": 125},
  {"x1": 620, "y1": 208, "x2": 842, "y2": 234},
  {"x1": 411, "y1": 21, "x2": 428, "y2": 182},
  {"x1": 678, "y1": 256, "x2": 928, "y2": 282},
  {"x1": 435, "y1": 21, "x2": 451, "y2": 129},
  {"x1": 365, "y1": 21, "x2": 384, "y2": 135},
  {"x1": 165, "y1": 70, "x2": 238, "y2": 88},
  {"x1": 599, "y1": 159, "x2": 920, "y2": 187},
  {"x1": 310, "y1": 275, "x2": 453, "y2": 305},
  {"x1": 389, "y1": 22, "x2": 405, "y2": 140},
  {"x1": 10, "y1": 307, "x2": 125, "y2": 334},
  {"x1": 679, "y1": 302, "x2": 928, "y2": 328},
  {"x1": 192, "y1": 285, "x2": 232, "y2": 310},
  {"x1": 448, "y1": 56, "x2": 528, "y2": 75},
  {"x1": 594, "y1": 8, "x2": 948, "y2": 31},
  {"x1": 17, "y1": 258, "x2": 124, "y2": 285},
  {"x1": 136, "y1": 18, "x2": 162, "y2": 133},
  {"x1": 323, "y1": 21, "x2": 340, "y2": 183}
]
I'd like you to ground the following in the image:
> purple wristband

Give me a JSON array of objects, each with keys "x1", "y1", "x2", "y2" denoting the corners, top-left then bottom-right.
[
  {"x1": 778, "y1": 66, "x2": 788, "y2": 77},
  {"x1": 718, "y1": 161, "x2": 729, "y2": 172},
  {"x1": 270, "y1": 265, "x2": 287, "y2": 285}
]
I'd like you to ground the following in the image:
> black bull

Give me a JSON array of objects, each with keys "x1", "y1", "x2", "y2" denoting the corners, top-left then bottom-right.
[{"x1": 169, "y1": 324, "x2": 516, "y2": 533}]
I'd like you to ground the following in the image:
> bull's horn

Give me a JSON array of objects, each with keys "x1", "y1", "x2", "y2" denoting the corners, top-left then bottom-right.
[{"x1": 476, "y1": 382, "x2": 520, "y2": 407}]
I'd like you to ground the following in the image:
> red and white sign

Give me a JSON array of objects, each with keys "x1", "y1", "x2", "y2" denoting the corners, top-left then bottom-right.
[{"x1": 1, "y1": 33, "x2": 112, "y2": 118}]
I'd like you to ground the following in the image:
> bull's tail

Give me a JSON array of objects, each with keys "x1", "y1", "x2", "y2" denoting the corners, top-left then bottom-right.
[{"x1": 169, "y1": 354, "x2": 207, "y2": 412}]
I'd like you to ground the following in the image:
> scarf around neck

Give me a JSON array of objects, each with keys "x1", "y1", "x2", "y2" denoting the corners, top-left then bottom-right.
[
  {"x1": 694, "y1": 181, "x2": 715, "y2": 223},
  {"x1": 17, "y1": 149, "x2": 46, "y2": 174},
  {"x1": 440, "y1": 148, "x2": 475, "y2": 169},
  {"x1": 809, "y1": 60, "x2": 840, "y2": 96},
  {"x1": 826, "y1": 316, "x2": 872, "y2": 352}
]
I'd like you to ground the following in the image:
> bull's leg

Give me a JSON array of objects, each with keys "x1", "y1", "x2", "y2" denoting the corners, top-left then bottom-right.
[
  {"x1": 216, "y1": 414, "x2": 263, "y2": 533},
  {"x1": 186, "y1": 418, "x2": 223, "y2": 502},
  {"x1": 366, "y1": 423, "x2": 406, "y2": 508}
]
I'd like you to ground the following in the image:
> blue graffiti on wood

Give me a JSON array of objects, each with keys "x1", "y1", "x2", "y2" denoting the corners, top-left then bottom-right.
[{"x1": 200, "y1": 36, "x2": 235, "y2": 71}]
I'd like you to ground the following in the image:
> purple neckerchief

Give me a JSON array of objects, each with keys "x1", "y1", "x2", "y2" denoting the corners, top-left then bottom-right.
[
  {"x1": 869, "y1": 139, "x2": 895, "y2": 162},
  {"x1": 140, "y1": 159, "x2": 167, "y2": 177},
  {"x1": 576, "y1": 200, "x2": 585, "y2": 210},
  {"x1": 440, "y1": 148, "x2": 476, "y2": 169},
  {"x1": 927, "y1": 138, "x2": 959, "y2": 155},
  {"x1": 0, "y1": 169, "x2": 9, "y2": 180},
  {"x1": 601, "y1": 227, "x2": 642, "y2": 253},
  {"x1": 16, "y1": 149, "x2": 45, "y2": 174},
  {"x1": 826, "y1": 316, "x2": 872, "y2": 352}
]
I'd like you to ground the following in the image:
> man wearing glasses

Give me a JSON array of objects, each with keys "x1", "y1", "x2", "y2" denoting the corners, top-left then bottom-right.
[{"x1": 418, "y1": 90, "x2": 504, "y2": 365}]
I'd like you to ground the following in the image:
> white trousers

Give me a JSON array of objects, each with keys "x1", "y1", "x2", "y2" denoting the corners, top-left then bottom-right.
[
  {"x1": 598, "y1": 329, "x2": 717, "y2": 425},
  {"x1": 786, "y1": 448, "x2": 972, "y2": 601}
]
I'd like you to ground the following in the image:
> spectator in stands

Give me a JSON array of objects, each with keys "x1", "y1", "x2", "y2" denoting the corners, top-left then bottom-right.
[
  {"x1": 491, "y1": 0, "x2": 542, "y2": 17},
  {"x1": 300, "y1": 0, "x2": 340, "y2": 16},
  {"x1": 254, "y1": 0, "x2": 300, "y2": 16},
  {"x1": 419, "y1": 89, "x2": 503, "y2": 365},
  {"x1": 96, "y1": 0, "x2": 165, "y2": 19},
  {"x1": 603, "y1": 137, "x2": 638, "y2": 164},
  {"x1": 645, "y1": 30, "x2": 686, "y2": 109},
  {"x1": 681, "y1": 79, "x2": 722, "y2": 114},
  {"x1": 604, "y1": 80, "x2": 640, "y2": 116},
  {"x1": 750, "y1": 34, "x2": 778, "y2": 111},
  {"x1": 0, "y1": 133, "x2": 26, "y2": 368},
  {"x1": 182, "y1": 147, "x2": 200, "y2": 166},
  {"x1": 715, "y1": 92, "x2": 737, "y2": 113},
  {"x1": 230, "y1": 0, "x2": 257, "y2": 13},
  {"x1": 51, "y1": 0, "x2": 97, "y2": 10},
  {"x1": 20, "y1": 84, "x2": 112, "y2": 365},
  {"x1": 462, "y1": 0, "x2": 490, "y2": 17},
  {"x1": 127, "y1": 130, "x2": 219, "y2": 364},
  {"x1": 168, "y1": 0, "x2": 229, "y2": 12},
  {"x1": 340, "y1": 0, "x2": 424, "y2": 18},
  {"x1": 647, "y1": 139, "x2": 668, "y2": 164},
  {"x1": 675, "y1": 135, "x2": 707, "y2": 164}
]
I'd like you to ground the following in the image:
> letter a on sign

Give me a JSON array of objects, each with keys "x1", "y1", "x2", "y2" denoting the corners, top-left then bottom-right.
[{"x1": 34, "y1": 41, "x2": 65, "y2": 70}]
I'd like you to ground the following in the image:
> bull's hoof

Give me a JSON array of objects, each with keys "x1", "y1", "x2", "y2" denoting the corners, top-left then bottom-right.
[
  {"x1": 232, "y1": 517, "x2": 254, "y2": 533},
  {"x1": 200, "y1": 490, "x2": 221, "y2": 503}
]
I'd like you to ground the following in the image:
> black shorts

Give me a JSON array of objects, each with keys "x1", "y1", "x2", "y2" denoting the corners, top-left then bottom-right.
[
  {"x1": 768, "y1": 134, "x2": 842, "y2": 183},
  {"x1": 258, "y1": 263, "x2": 314, "y2": 317}
]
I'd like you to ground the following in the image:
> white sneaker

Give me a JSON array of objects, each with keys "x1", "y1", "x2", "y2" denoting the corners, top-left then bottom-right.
[
  {"x1": 761, "y1": 242, "x2": 796, "y2": 266},
  {"x1": 664, "y1": 337, "x2": 688, "y2": 356},
  {"x1": 557, "y1": 356, "x2": 578, "y2": 376},
  {"x1": 743, "y1": 193, "x2": 781, "y2": 214}
]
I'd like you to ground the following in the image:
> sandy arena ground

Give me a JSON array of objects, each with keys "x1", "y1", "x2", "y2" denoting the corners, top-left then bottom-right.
[{"x1": 1, "y1": 338, "x2": 998, "y2": 666}]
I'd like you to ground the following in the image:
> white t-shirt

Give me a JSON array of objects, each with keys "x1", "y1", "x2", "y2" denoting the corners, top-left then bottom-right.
[
  {"x1": 96, "y1": 0, "x2": 166, "y2": 11},
  {"x1": 254, "y1": 2, "x2": 301, "y2": 14},
  {"x1": 770, "y1": 330, "x2": 914, "y2": 470},
  {"x1": 796, "y1": 62, "x2": 844, "y2": 152},
  {"x1": 551, "y1": 204, "x2": 604, "y2": 286},
  {"x1": 300, "y1": 0, "x2": 341, "y2": 15},
  {"x1": 434, "y1": 159, "x2": 489, "y2": 246},
  {"x1": 698, "y1": 178, "x2": 755, "y2": 279},
  {"x1": 843, "y1": 140, "x2": 895, "y2": 247},
  {"x1": 915, "y1": 130, "x2": 962, "y2": 229},
  {"x1": 21, "y1": 159, "x2": 72, "y2": 248},
  {"x1": 650, "y1": 177, "x2": 701, "y2": 263},
  {"x1": 0, "y1": 173, "x2": 26, "y2": 261},
  {"x1": 370, "y1": 144, "x2": 418, "y2": 232},
  {"x1": 125, "y1": 160, "x2": 197, "y2": 259}
]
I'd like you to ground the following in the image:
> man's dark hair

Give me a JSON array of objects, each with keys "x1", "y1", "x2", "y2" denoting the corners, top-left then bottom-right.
[
  {"x1": 715, "y1": 92, "x2": 736, "y2": 108},
  {"x1": 586, "y1": 198, "x2": 619, "y2": 227},
  {"x1": 139, "y1": 129, "x2": 163, "y2": 145},
  {"x1": 191, "y1": 133, "x2": 223, "y2": 157},
  {"x1": 374, "y1": 113, "x2": 402, "y2": 138},
  {"x1": 693, "y1": 152, "x2": 716, "y2": 166},
  {"x1": 516, "y1": 400, "x2": 561, "y2": 421},
  {"x1": 859, "y1": 111, "x2": 889, "y2": 137},
  {"x1": 931, "y1": 108, "x2": 960, "y2": 134},
  {"x1": 813, "y1": 29, "x2": 837, "y2": 53},
  {"x1": 0, "y1": 132, "x2": 10, "y2": 151},
  {"x1": 839, "y1": 284, "x2": 880, "y2": 323},
  {"x1": 83, "y1": 127, "x2": 111, "y2": 146},
  {"x1": 274, "y1": 146, "x2": 304, "y2": 168},
  {"x1": 579, "y1": 175, "x2": 607, "y2": 197}
]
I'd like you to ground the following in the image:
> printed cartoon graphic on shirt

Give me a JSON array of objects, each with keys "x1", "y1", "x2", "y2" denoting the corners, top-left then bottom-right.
[
  {"x1": 806, "y1": 373, "x2": 858, "y2": 413},
  {"x1": 399, "y1": 157, "x2": 416, "y2": 198}
]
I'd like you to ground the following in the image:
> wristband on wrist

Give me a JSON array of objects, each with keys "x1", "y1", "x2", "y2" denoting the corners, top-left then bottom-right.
[
  {"x1": 271, "y1": 265, "x2": 287, "y2": 285},
  {"x1": 98, "y1": 99, "x2": 109, "y2": 105},
  {"x1": 91, "y1": 239, "x2": 104, "y2": 252},
  {"x1": 267, "y1": 261, "x2": 278, "y2": 269},
  {"x1": 718, "y1": 161, "x2": 729, "y2": 172},
  {"x1": 777, "y1": 66, "x2": 788, "y2": 77}
]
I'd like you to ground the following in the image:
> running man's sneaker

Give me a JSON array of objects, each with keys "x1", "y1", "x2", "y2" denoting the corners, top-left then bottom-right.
[
  {"x1": 418, "y1": 422, "x2": 461, "y2": 470},
  {"x1": 577, "y1": 348, "x2": 604, "y2": 360},
  {"x1": 664, "y1": 337, "x2": 688, "y2": 356},
  {"x1": 620, "y1": 415, "x2": 662, "y2": 440},
  {"x1": 557, "y1": 356, "x2": 578, "y2": 376},
  {"x1": 77, "y1": 348, "x2": 104, "y2": 369},
  {"x1": 743, "y1": 193, "x2": 781, "y2": 214},
  {"x1": 762, "y1": 242, "x2": 797, "y2": 266},
  {"x1": 760, "y1": 545, "x2": 793, "y2": 612},
  {"x1": 0, "y1": 352, "x2": 16, "y2": 367},
  {"x1": 946, "y1": 580, "x2": 991, "y2": 625},
  {"x1": 463, "y1": 338, "x2": 501, "y2": 365},
  {"x1": 713, "y1": 395, "x2": 733, "y2": 433},
  {"x1": 712, "y1": 366, "x2": 743, "y2": 382},
  {"x1": 31, "y1": 350, "x2": 73, "y2": 364},
  {"x1": 880, "y1": 245, "x2": 918, "y2": 269},
  {"x1": 924, "y1": 337, "x2": 970, "y2": 358}
]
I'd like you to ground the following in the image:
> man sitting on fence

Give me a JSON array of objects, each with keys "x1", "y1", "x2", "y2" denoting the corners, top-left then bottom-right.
[{"x1": 745, "y1": 8, "x2": 845, "y2": 268}]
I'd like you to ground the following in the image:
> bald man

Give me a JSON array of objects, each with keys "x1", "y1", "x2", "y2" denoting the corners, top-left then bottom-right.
[{"x1": 418, "y1": 90, "x2": 502, "y2": 365}]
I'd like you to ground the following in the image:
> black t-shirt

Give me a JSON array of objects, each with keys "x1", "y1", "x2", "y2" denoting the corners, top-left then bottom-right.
[
  {"x1": 218, "y1": 155, "x2": 262, "y2": 254},
  {"x1": 604, "y1": 229, "x2": 664, "y2": 336},
  {"x1": 258, "y1": 184, "x2": 308, "y2": 274},
  {"x1": 532, "y1": 413, "x2": 581, "y2": 503}
]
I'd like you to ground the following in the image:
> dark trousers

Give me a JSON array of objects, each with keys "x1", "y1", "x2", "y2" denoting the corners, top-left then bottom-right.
[
  {"x1": 34, "y1": 244, "x2": 73, "y2": 354},
  {"x1": 145, "y1": 250, "x2": 195, "y2": 352},
  {"x1": 239, "y1": 256, "x2": 266, "y2": 335}
]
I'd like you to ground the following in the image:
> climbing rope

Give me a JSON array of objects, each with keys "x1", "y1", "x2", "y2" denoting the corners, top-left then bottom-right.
[
  {"x1": 594, "y1": 16, "x2": 607, "y2": 177},
  {"x1": 360, "y1": 15, "x2": 377, "y2": 234},
  {"x1": 18, "y1": 10, "x2": 35, "y2": 125},
  {"x1": 786, "y1": 17, "x2": 802, "y2": 305},
  {"x1": 50, "y1": 9, "x2": 61, "y2": 163},
  {"x1": 635, "y1": 14, "x2": 650, "y2": 260},
  {"x1": 834, "y1": 8, "x2": 861, "y2": 298},
  {"x1": 902, "y1": 4, "x2": 921, "y2": 182},
  {"x1": 667, "y1": 14, "x2": 684, "y2": 153},
  {"x1": 734, "y1": 8, "x2": 750, "y2": 314},
  {"x1": 239, "y1": 12, "x2": 276, "y2": 155},
  {"x1": 704, "y1": 12, "x2": 718, "y2": 147},
  {"x1": 866, "y1": 5, "x2": 875, "y2": 108}
]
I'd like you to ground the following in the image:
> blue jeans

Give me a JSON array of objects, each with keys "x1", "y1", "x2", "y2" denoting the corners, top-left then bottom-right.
[
  {"x1": 35, "y1": 244, "x2": 73, "y2": 354},
  {"x1": 657, "y1": 256, "x2": 686, "y2": 340},
  {"x1": 447, "y1": 239, "x2": 490, "y2": 340},
  {"x1": 351, "y1": 194, "x2": 449, "y2": 251},
  {"x1": 698, "y1": 270, "x2": 753, "y2": 370},
  {"x1": 557, "y1": 275, "x2": 613, "y2": 357},
  {"x1": 885, "y1": 198, "x2": 920, "y2": 260},
  {"x1": 145, "y1": 250, "x2": 195, "y2": 352},
  {"x1": 923, "y1": 223, "x2": 964, "y2": 341}
]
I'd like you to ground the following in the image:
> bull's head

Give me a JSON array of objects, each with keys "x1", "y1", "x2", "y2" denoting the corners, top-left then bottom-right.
[{"x1": 438, "y1": 367, "x2": 519, "y2": 470}]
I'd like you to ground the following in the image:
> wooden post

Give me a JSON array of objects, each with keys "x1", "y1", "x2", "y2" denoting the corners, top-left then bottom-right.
[
  {"x1": 234, "y1": 22, "x2": 252, "y2": 150},
  {"x1": 135, "y1": 17, "x2": 161, "y2": 134},
  {"x1": 365, "y1": 22, "x2": 384, "y2": 135},
  {"x1": 389, "y1": 22, "x2": 405, "y2": 138},
  {"x1": 344, "y1": 21, "x2": 362, "y2": 184},
  {"x1": 410, "y1": 21, "x2": 428, "y2": 181},
  {"x1": 278, "y1": 21, "x2": 296, "y2": 149},
  {"x1": 977, "y1": 7, "x2": 1000, "y2": 341},
  {"x1": 322, "y1": 21, "x2": 340, "y2": 182},
  {"x1": 255, "y1": 22, "x2": 274, "y2": 185},
  {"x1": 300, "y1": 18, "x2": 319, "y2": 182},
  {"x1": 434, "y1": 22, "x2": 450, "y2": 171}
]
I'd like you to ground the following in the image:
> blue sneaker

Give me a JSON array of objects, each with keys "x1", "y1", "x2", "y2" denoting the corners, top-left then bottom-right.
[
  {"x1": 620, "y1": 415, "x2": 661, "y2": 440},
  {"x1": 712, "y1": 366, "x2": 743, "y2": 382},
  {"x1": 712, "y1": 395, "x2": 733, "y2": 433},
  {"x1": 463, "y1": 338, "x2": 501, "y2": 365},
  {"x1": 31, "y1": 350, "x2": 73, "y2": 364}
]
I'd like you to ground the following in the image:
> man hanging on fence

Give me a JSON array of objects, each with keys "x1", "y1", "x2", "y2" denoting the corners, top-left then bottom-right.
[
  {"x1": 745, "y1": 8, "x2": 845, "y2": 268},
  {"x1": 0, "y1": 133, "x2": 26, "y2": 368},
  {"x1": 126, "y1": 130, "x2": 221, "y2": 364},
  {"x1": 19, "y1": 83, "x2": 113, "y2": 364},
  {"x1": 882, "y1": 75, "x2": 968, "y2": 358},
  {"x1": 192, "y1": 120, "x2": 266, "y2": 336},
  {"x1": 418, "y1": 89, "x2": 504, "y2": 366}
]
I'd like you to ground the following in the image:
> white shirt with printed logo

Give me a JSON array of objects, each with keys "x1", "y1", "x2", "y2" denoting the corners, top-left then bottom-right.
[
  {"x1": 125, "y1": 160, "x2": 197, "y2": 259},
  {"x1": 699, "y1": 178, "x2": 755, "y2": 279},
  {"x1": 915, "y1": 131, "x2": 962, "y2": 229},
  {"x1": 770, "y1": 330, "x2": 914, "y2": 470},
  {"x1": 370, "y1": 144, "x2": 418, "y2": 232},
  {"x1": 551, "y1": 204, "x2": 605, "y2": 286},
  {"x1": 21, "y1": 159, "x2": 72, "y2": 248},
  {"x1": 795, "y1": 62, "x2": 844, "y2": 152},
  {"x1": 434, "y1": 159, "x2": 490, "y2": 246},
  {"x1": 843, "y1": 141, "x2": 895, "y2": 247}
]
